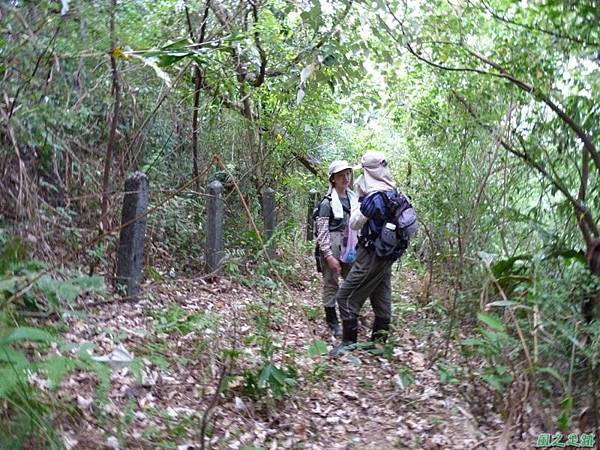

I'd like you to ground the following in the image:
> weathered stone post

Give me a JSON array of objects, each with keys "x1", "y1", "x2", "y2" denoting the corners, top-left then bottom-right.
[
  {"x1": 116, "y1": 172, "x2": 149, "y2": 299},
  {"x1": 306, "y1": 189, "x2": 319, "y2": 241},
  {"x1": 206, "y1": 180, "x2": 224, "y2": 274},
  {"x1": 263, "y1": 187, "x2": 276, "y2": 241}
]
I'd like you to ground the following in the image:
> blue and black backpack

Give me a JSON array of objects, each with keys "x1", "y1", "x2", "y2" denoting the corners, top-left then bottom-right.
[{"x1": 359, "y1": 189, "x2": 418, "y2": 261}]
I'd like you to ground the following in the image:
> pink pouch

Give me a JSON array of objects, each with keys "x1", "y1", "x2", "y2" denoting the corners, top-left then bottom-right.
[{"x1": 340, "y1": 227, "x2": 358, "y2": 264}]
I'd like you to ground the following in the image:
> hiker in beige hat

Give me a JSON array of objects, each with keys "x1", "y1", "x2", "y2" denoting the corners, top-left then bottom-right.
[{"x1": 315, "y1": 160, "x2": 359, "y2": 337}]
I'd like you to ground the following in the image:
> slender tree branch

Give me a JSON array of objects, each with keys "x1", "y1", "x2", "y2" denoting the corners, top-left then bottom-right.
[
  {"x1": 478, "y1": 0, "x2": 600, "y2": 48},
  {"x1": 380, "y1": 6, "x2": 494, "y2": 78},
  {"x1": 452, "y1": 92, "x2": 599, "y2": 242},
  {"x1": 384, "y1": 0, "x2": 600, "y2": 177},
  {"x1": 185, "y1": 0, "x2": 212, "y2": 190},
  {"x1": 184, "y1": 2, "x2": 195, "y2": 41},
  {"x1": 292, "y1": 151, "x2": 319, "y2": 175},
  {"x1": 209, "y1": 0, "x2": 233, "y2": 27},
  {"x1": 199, "y1": 361, "x2": 228, "y2": 450},
  {"x1": 464, "y1": 49, "x2": 600, "y2": 175},
  {"x1": 199, "y1": 0, "x2": 211, "y2": 43},
  {"x1": 128, "y1": 60, "x2": 194, "y2": 166},
  {"x1": 100, "y1": 0, "x2": 121, "y2": 229},
  {"x1": 290, "y1": 0, "x2": 353, "y2": 65},
  {"x1": 8, "y1": 20, "x2": 62, "y2": 119},
  {"x1": 210, "y1": 0, "x2": 266, "y2": 88},
  {"x1": 191, "y1": 71, "x2": 202, "y2": 190},
  {"x1": 579, "y1": 148, "x2": 593, "y2": 245},
  {"x1": 579, "y1": 147, "x2": 589, "y2": 205},
  {"x1": 247, "y1": 0, "x2": 266, "y2": 87}
]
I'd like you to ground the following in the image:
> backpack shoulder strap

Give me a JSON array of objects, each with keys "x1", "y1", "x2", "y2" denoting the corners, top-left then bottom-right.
[
  {"x1": 341, "y1": 197, "x2": 351, "y2": 214},
  {"x1": 380, "y1": 190, "x2": 398, "y2": 219},
  {"x1": 314, "y1": 194, "x2": 333, "y2": 220},
  {"x1": 320, "y1": 194, "x2": 332, "y2": 205}
]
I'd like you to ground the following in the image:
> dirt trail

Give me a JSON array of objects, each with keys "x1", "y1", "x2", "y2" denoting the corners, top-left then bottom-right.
[{"x1": 53, "y1": 268, "x2": 520, "y2": 449}]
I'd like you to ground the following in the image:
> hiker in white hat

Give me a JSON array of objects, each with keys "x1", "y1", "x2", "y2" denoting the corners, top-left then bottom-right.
[{"x1": 314, "y1": 160, "x2": 359, "y2": 337}]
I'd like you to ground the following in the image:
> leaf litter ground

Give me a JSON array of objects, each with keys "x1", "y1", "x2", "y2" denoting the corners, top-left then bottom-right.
[{"x1": 45, "y1": 266, "x2": 540, "y2": 449}]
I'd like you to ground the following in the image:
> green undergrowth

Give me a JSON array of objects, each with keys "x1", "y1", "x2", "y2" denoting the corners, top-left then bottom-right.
[
  {"x1": 416, "y1": 250, "x2": 600, "y2": 432},
  {"x1": 0, "y1": 235, "x2": 113, "y2": 447}
]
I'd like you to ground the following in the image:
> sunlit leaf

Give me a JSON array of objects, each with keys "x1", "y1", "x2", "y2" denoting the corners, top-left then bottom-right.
[
  {"x1": 477, "y1": 313, "x2": 505, "y2": 332},
  {"x1": 307, "y1": 339, "x2": 328, "y2": 357}
]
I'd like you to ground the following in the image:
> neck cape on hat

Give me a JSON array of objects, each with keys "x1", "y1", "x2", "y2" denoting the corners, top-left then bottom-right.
[{"x1": 354, "y1": 151, "x2": 395, "y2": 197}]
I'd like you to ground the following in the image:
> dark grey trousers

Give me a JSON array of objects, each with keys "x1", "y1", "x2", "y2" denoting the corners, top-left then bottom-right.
[{"x1": 335, "y1": 245, "x2": 393, "y2": 322}]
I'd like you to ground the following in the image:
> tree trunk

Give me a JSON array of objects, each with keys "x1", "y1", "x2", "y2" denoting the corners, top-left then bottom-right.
[
  {"x1": 191, "y1": 67, "x2": 201, "y2": 191},
  {"x1": 100, "y1": 0, "x2": 120, "y2": 229}
]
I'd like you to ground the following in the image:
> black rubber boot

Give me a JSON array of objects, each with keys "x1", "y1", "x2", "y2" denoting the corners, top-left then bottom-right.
[
  {"x1": 371, "y1": 317, "x2": 391, "y2": 344},
  {"x1": 330, "y1": 319, "x2": 358, "y2": 357},
  {"x1": 324, "y1": 307, "x2": 342, "y2": 337}
]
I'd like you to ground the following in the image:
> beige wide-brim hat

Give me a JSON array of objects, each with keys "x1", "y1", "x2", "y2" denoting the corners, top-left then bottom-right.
[
  {"x1": 328, "y1": 160, "x2": 353, "y2": 178},
  {"x1": 355, "y1": 151, "x2": 395, "y2": 195},
  {"x1": 361, "y1": 151, "x2": 386, "y2": 169}
]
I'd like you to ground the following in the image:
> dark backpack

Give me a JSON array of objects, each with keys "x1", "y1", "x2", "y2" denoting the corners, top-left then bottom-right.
[
  {"x1": 360, "y1": 189, "x2": 418, "y2": 261},
  {"x1": 311, "y1": 194, "x2": 330, "y2": 239},
  {"x1": 311, "y1": 194, "x2": 329, "y2": 273}
]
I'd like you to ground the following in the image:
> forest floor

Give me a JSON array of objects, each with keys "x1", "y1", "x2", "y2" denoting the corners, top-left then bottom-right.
[{"x1": 48, "y1": 263, "x2": 541, "y2": 450}]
